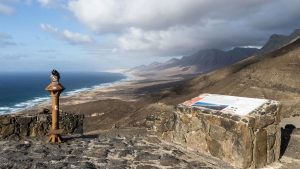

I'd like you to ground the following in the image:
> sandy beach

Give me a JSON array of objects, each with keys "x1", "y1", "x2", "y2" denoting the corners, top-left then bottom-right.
[{"x1": 13, "y1": 70, "x2": 190, "y2": 132}]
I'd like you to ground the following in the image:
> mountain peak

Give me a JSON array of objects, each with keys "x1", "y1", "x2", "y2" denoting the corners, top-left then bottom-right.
[
  {"x1": 260, "y1": 29, "x2": 300, "y2": 54},
  {"x1": 193, "y1": 48, "x2": 223, "y2": 56},
  {"x1": 269, "y1": 34, "x2": 285, "y2": 40},
  {"x1": 291, "y1": 29, "x2": 300, "y2": 36}
]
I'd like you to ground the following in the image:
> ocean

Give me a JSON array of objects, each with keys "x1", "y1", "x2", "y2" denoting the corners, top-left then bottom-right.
[{"x1": 0, "y1": 72, "x2": 126, "y2": 114}]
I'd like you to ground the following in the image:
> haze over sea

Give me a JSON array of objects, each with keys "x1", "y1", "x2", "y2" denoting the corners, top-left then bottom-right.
[{"x1": 0, "y1": 72, "x2": 126, "y2": 114}]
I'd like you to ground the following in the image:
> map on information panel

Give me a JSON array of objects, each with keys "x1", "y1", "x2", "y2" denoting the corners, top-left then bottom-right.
[{"x1": 182, "y1": 94, "x2": 268, "y2": 116}]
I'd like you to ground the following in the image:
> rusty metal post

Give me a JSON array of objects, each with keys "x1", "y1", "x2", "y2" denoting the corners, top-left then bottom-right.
[{"x1": 46, "y1": 69, "x2": 65, "y2": 143}]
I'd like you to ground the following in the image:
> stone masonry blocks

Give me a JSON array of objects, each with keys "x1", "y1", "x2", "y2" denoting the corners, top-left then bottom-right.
[
  {"x1": 158, "y1": 100, "x2": 281, "y2": 169},
  {"x1": 0, "y1": 111, "x2": 84, "y2": 140}
]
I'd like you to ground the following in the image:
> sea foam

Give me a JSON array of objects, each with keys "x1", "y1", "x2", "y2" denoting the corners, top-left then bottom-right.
[{"x1": 0, "y1": 72, "x2": 130, "y2": 115}]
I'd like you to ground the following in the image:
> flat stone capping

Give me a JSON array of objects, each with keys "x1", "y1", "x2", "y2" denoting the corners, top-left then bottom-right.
[
  {"x1": 159, "y1": 94, "x2": 281, "y2": 169},
  {"x1": 0, "y1": 109, "x2": 84, "y2": 140}
]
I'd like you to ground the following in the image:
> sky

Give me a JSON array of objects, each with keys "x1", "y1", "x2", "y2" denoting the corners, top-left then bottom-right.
[{"x1": 1, "y1": 0, "x2": 300, "y2": 72}]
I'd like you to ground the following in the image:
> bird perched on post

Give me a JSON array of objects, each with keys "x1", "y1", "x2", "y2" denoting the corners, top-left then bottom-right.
[{"x1": 51, "y1": 69, "x2": 60, "y2": 82}]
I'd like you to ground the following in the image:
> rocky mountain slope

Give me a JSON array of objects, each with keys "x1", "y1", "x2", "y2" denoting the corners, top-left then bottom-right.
[
  {"x1": 159, "y1": 37, "x2": 300, "y2": 118},
  {"x1": 130, "y1": 29, "x2": 300, "y2": 80},
  {"x1": 129, "y1": 48, "x2": 259, "y2": 79},
  {"x1": 167, "y1": 48, "x2": 258, "y2": 72},
  {"x1": 260, "y1": 29, "x2": 300, "y2": 54}
]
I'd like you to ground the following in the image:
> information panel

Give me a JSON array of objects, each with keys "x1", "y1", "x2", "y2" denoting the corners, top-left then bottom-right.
[{"x1": 182, "y1": 93, "x2": 268, "y2": 116}]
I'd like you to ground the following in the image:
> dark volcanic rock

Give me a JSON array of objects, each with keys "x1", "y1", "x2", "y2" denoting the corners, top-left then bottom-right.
[
  {"x1": 16, "y1": 117, "x2": 32, "y2": 125},
  {"x1": 118, "y1": 149, "x2": 134, "y2": 158},
  {"x1": 187, "y1": 161, "x2": 207, "y2": 168},
  {"x1": 0, "y1": 116, "x2": 12, "y2": 125},
  {"x1": 135, "y1": 152, "x2": 160, "y2": 161},
  {"x1": 136, "y1": 165, "x2": 159, "y2": 169},
  {"x1": 1, "y1": 124, "x2": 15, "y2": 138},
  {"x1": 160, "y1": 154, "x2": 180, "y2": 166},
  {"x1": 0, "y1": 128, "x2": 233, "y2": 169},
  {"x1": 0, "y1": 112, "x2": 84, "y2": 140},
  {"x1": 80, "y1": 162, "x2": 97, "y2": 169},
  {"x1": 32, "y1": 162, "x2": 48, "y2": 169}
]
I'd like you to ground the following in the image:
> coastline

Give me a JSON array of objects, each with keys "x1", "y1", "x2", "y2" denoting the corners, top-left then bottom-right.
[
  {"x1": 5, "y1": 71, "x2": 136, "y2": 115},
  {"x1": 12, "y1": 70, "x2": 154, "y2": 114},
  {"x1": 3, "y1": 67, "x2": 194, "y2": 135},
  {"x1": 13, "y1": 69, "x2": 187, "y2": 117},
  {"x1": 1, "y1": 64, "x2": 196, "y2": 116}
]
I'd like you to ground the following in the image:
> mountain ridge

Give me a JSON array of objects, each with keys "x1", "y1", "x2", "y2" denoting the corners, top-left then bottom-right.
[
  {"x1": 130, "y1": 29, "x2": 300, "y2": 79},
  {"x1": 260, "y1": 29, "x2": 300, "y2": 54},
  {"x1": 159, "y1": 37, "x2": 300, "y2": 118},
  {"x1": 130, "y1": 47, "x2": 259, "y2": 77}
]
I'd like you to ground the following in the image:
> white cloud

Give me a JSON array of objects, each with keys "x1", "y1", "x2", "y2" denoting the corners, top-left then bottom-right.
[
  {"x1": 0, "y1": 3, "x2": 14, "y2": 15},
  {"x1": 2, "y1": 0, "x2": 298, "y2": 58},
  {"x1": 67, "y1": 0, "x2": 271, "y2": 32},
  {"x1": 40, "y1": 23, "x2": 93, "y2": 45},
  {"x1": 40, "y1": 23, "x2": 58, "y2": 32},
  {"x1": 117, "y1": 27, "x2": 201, "y2": 54},
  {"x1": 62, "y1": 30, "x2": 93, "y2": 44},
  {"x1": 67, "y1": 0, "x2": 300, "y2": 56},
  {"x1": 116, "y1": 21, "x2": 267, "y2": 56}
]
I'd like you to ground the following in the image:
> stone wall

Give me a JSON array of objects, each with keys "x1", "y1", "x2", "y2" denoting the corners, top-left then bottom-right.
[
  {"x1": 153, "y1": 100, "x2": 281, "y2": 169},
  {"x1": 0, "y1": 110, "x2": 84, "y2": 140}
]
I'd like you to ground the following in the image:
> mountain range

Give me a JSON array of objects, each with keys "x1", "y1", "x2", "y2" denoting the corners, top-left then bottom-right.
[
  {"x1": 130, "y1": 29, "x2": 300, "y2": 78},
  {"x1": 159, "y1": 30, "x2": 300, "y2": 118}
]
